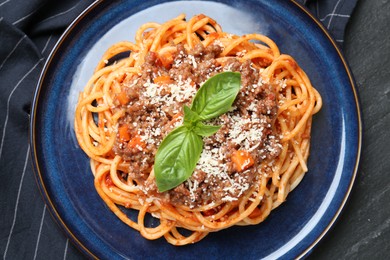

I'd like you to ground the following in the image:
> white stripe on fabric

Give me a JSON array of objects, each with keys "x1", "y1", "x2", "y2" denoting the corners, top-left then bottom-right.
[
  {"x1": 33, "y1": 205, "x2": 46, "y2": 260},
  {"x1": 37, "y1": 2, "x2": 81, "y2": 26},
  {"x1": 320, "y1": 13, "x2": 350, "y2": 22},
  {"x1": 0, "y1": 35, "x2": 26, "y2": 72},
  {"x1": 0, "y1": 58, "x2": 43, "y2": 160},
  {"x1": 326, "y1": 0, "x2": 342, "y2": 29},
  {"x1": 2, "y1": 145, "x2": 30, "y2": 259},
  {"x1": 0, "y1": 0, "x2": 10, "y2": 8},
  {"x1": 12, "y1": 8, "x2": 40, "y2": 25},
  {"x1": 41, "y1": 35, "x2": 52, "y2": 54},
  {"x1": 63, "y1": 239, "x2": 69, "y2": 260}
]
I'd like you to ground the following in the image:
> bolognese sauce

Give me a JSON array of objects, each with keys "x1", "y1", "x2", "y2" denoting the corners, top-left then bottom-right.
[{"x1": 112, "y1": 42, "x2": 282, "y2": 208}]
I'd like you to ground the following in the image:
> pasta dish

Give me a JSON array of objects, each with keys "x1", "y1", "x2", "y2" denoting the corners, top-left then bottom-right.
[{"x1": 74, "y1": 14, "x2": 322, "y2": 245}]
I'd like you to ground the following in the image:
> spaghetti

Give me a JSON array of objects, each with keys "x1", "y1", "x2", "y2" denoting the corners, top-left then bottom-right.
[{"x1": 74, "y1": 14, "x2": 322, "y2": 245}]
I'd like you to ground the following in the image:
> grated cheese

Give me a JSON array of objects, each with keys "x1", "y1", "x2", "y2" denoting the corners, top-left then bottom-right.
[{"x1": 115, "y1": 43, "x2": 283, "y2": 207}]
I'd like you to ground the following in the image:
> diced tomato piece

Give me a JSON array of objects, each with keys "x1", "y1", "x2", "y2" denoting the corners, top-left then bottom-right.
[
  {"x1": 158, "y1": 52, "x2": 174, "y2": 68},
  {"x1": 153, "y1": 75, "x2": 173, "y2": 85},
  {"x1": 118, "y1": 125, "x2": 130, "y2": 141},
  {"x1": 231, "y1": 150, "x2": 254, "y2": 172},
  {"x1": 116, "y1": 91, "x2": 130, "y2": 105},
  {"x1": 127, "y1": 135, "x2": 145, "y2": 150}
]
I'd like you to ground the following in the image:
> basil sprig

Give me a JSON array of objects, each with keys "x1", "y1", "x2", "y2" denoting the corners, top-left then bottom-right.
[{"x1": 154, "y1": 72, "x2": 241, "y2": 192}]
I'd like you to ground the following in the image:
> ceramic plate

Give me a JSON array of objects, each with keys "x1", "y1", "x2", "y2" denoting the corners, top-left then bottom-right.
[{"x1": 30, "y1": 0, "x2": 361, "y2": 259}]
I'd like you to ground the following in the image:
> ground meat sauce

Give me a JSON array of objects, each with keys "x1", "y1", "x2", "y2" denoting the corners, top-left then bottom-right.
[{"x1": 112, "y1": 43, "x2": 282, "y2": 208}]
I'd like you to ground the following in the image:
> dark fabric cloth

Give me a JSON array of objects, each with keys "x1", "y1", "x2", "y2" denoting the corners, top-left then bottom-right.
[
  {"x1": 0, "y1": 0, "x2": 357, "y2": 259},
  {"x1": 300, "y1": 0, "x2": 359, "y2": 44}
]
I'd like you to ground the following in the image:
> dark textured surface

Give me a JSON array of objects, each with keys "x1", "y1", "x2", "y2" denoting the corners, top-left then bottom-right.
[
  {"x1": 310, "y1": 0, "x2": 390, "y2": 259},
  {"x1": 0, "y1": 0, "x2": 388, "y2": 258}
]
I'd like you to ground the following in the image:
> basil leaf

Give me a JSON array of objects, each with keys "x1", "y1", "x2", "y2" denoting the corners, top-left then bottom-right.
[
  {"x1": 154, "y1": 72, "x2": 242, "y2": 192},
  {"x1": 184, "y1": 105, "x2": 221, "y2": 136},
  {"x1": 183, "y1": 105, "x2": 200, "y2": 127},
  {"x1": 154, "y1": 126, "x2": 203, "y2": 192},
  {"x1": 193, "y1": 121, "x2": 221, "y2": 137},
  {"x1": 191, "y1": 72, "x2": 241, "y2": 120}
]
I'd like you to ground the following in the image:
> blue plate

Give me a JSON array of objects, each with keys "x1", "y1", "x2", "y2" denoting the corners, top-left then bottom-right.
[{"x1": 30, "y1": 0, "x2": 361, "y2": 259}]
